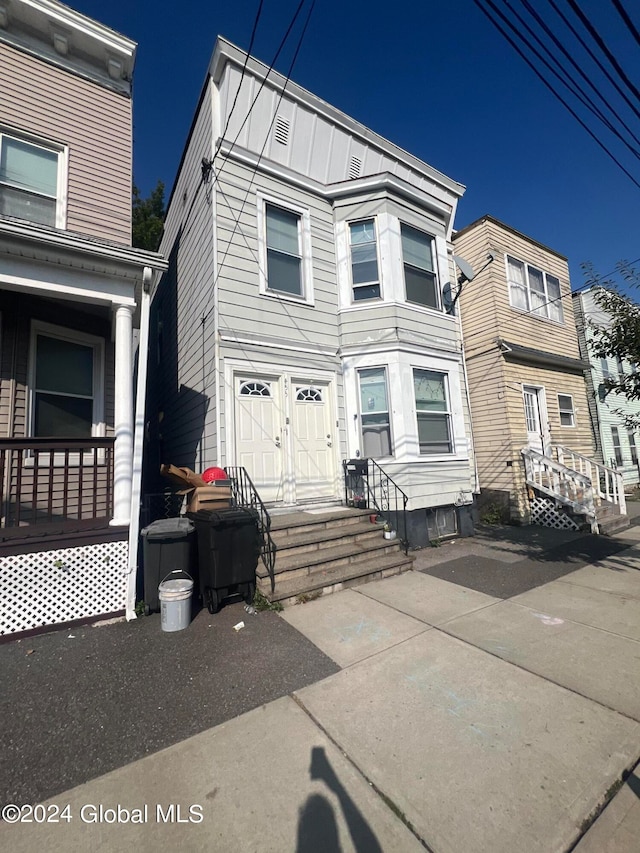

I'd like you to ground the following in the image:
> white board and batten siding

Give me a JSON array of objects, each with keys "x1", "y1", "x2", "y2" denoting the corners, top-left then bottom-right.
[{"x1": 0, "y1": 42, "x2": 132, "y2": 245}]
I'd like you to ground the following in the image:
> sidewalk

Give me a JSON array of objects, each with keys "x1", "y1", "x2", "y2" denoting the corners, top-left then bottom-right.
[{"x1": 3, "y1": 517, "x2": 640, "y2": 852}]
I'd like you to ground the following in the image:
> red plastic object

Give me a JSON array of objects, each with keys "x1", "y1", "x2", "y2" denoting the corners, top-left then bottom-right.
[{"x1": 202, "y1": 466, "x2": 227, "y2": 483}]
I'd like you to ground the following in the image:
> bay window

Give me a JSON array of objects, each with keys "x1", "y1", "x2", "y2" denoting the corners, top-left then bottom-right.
[
  {"x1": 349, "y1": 219, "x2": 380, "y2": 301},
  {"x1": 413, "y1": 369, "x2": 452, "y2": 454},
  {"x1": 401, "y1": 224, "x2": 438, "y2": 309},
  {"x1": 358, "y1": 367, "x2": 391, "y2": 457}
]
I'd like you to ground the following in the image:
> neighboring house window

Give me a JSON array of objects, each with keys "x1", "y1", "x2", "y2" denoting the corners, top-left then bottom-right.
[
  {"x1": 611, "y1": 426, "x2": 623, "y2": 467},
  {"x1": 558, "y1": 394, "x2": 575, "y2": 427},
  {"x1": 616, "y1": 356, "x2": 625, "y2": 380},
  {"x1": 507, "y1": 256, "x2": 563, "y2": 322},
  {"x1": 358, "y1": 367, "x2": 391, "y2": 457},
  {"x1": 628, "y1": 430, "x2": 638, "y2": 466},
  {"x1": 413, "y1": 368, "x2": 453, "y2": 454},
  {"x1": 0, "y1": 132, "x2": 63, "y2": 227},
  {"x1": 600, "y1": 358, "x2": 610, "y2": 379},
  {"x1": 349, "y1": 219, "x2": 380, "y2": 301},
  {"x1": 401, "y1": 224, "x2": 438, "y2": 310},
  {"x1": 31, "y1": 326, "x2": 103, "y2": 437},
  {"x1": 265, "y1": 203, "x2": 303, "y2": 296}
]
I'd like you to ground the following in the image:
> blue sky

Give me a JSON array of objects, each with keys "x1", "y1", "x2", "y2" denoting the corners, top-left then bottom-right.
[{"x1": 73, "y1": 0, "x2": 638, "y2": 292}]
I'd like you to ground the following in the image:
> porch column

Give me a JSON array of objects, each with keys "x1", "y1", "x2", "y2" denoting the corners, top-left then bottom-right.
[{"x1": 111, "y1": 304, "x2": 134, "y2": 526}]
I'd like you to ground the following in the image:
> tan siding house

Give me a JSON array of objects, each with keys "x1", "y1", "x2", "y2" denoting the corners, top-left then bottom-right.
[
  {"x1": 453, "y1": 216, "x2": 619, "y2": 528},
  {"x1": 0, "y1": 0, "x2": 165, "y2": 637}
]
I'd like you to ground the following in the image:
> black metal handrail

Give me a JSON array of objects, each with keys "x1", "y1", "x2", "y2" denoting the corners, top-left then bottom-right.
[
  {"x1": 342, "y1": 458, "x2": 409, "y2": 554},
  {"x1": 225, "y1": 466, "x2": 276, "y2": 592}
]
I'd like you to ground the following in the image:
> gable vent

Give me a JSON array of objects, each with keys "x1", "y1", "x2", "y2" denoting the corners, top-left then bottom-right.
[
  {"x1": 274, "y1": 115, "x2": 290, "y2": 146},
  {"x1": 348, "y1": 155, "x2": 362, "y2": 179}
]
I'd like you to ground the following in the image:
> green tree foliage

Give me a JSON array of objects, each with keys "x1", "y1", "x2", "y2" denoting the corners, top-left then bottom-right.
[
  {"x1": 582, "y1": 260, "x2": 640, "y2": 427},
  {"x1": 132, "y1": 180, "x2": 165, "y2": 251}
]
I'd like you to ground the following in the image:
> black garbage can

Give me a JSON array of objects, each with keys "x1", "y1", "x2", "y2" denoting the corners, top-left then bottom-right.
[
  {"x1": 187, "y1": 507, "x2": 260, "y2": 613},
  {"x1": 140, "y1": 517, "x2": 196, "y2": 613},
  {"x1": 344, "y1": 458, "x2": 369, "y2": 508}
]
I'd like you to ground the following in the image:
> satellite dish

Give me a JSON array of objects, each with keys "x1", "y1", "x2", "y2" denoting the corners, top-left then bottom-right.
[{"x1": 453, "y1": 254, "x2": 476, "y2": 283}]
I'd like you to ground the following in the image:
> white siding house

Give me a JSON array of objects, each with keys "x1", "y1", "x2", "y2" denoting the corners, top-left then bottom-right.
[
  {"x1": 148, "y1": 37, "x2": 476, "y2": 547},
  {"x1": 574, "y1": 288, "x2": 640, "y2": 488}
]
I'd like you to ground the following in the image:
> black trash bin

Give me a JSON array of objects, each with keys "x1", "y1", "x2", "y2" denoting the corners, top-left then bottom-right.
[
  {"x1": 344, "y1": 458, "x2": 369, "y2": 508},
  {"x1": 140, "y1": 517, "x2": 196, "y2": 613},
  {"x1": 187, "y1": 507, "x2": 260, "y2": 613}
]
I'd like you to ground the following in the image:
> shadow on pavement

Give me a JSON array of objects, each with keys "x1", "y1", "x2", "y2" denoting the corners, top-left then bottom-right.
[
  {"x1": 419, "y1": 523, "x2": 637, "y2": 599},
  {"x1": 1, "y1": 603, "x2": 339, "y2": 807}
]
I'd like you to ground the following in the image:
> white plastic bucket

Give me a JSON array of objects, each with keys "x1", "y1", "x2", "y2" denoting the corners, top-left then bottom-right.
[{"x1": 159, "y1": 571, "x2": 194, "y2": 632}]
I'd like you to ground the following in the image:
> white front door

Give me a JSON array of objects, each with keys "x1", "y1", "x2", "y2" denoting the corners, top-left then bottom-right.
[
  {"x1": 291, "y1": 382, "x2": 334, "y2": 500},
  {"x1": 233, "y1": 371, "x2": 337, "y2": 504},
  {"x1": 523, "y1": 386, "x2": 545, "y2": 454},
  {"x1": 235, "y1": 377, "x2": 284, "y2": 502}
]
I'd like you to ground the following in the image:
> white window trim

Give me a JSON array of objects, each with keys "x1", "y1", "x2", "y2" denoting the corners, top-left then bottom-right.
[
  {"x1": 256, "y1": 192, "x2": 314, "y2": 306},
  {"x1": 356, "y1": 364, "x2": 394, "y2": 461},
  {"x1": 27, "y1": 321, "x2": 105, "y2": 464},
  {"x1": 413, "y1": 368, "x2": 454, "y2": 454},
  {"x1": 348, "y1": 217, "x2": 383, "y2": 304},
  {"x1": 505, "y1": 254, "x2": 565, "y2": 325},
  {"x1": 557, "y1": 393, "x2": 576, "y2": 428},
  {"x1": 0, "y1": 126, "x2": 68, "y2": 229},
  {"x1": 343, "y1": 350, "x2": 468, "y2": 464},
  {"x1": 401, "y1": 222, "x2": 441, "y2": 312}
]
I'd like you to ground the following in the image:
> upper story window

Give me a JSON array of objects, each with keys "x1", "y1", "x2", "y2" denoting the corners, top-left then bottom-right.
[
  {"x1": 0, "y1": 132, "x2": 64, "y2": 228},
  {"x1": 349, "y1": 219, "x2": 380, "y2": 301},
  {"x1": 258, "y1": 196, "x2": 313, "y2": 304},
  {"x1": 507, "y1": 256, "x2": 563, "y2": 323},
  {"x1": 401, "y1": 224, "x2": 438, "y2": 310},
  {"x1": 265, "y1": 203, "x2": 303, "y2": 296}
]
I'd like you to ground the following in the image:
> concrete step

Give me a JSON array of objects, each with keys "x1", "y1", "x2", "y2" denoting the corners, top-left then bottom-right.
[
  {"x1": 597, "y1": 514, "x2": 631, "y2": 536},
  {"x1": 258, "y1": 551, "x2": 414, "y2": 606},
  {"x1": 256, "y1": 536, "x2": 400, "y2": 581},
  {"x1": 271, "y1": 521, "x2": 383, "y2": 558},
  {"x1": 269, "y1": 508, "x2": 371, "y2": 538}
]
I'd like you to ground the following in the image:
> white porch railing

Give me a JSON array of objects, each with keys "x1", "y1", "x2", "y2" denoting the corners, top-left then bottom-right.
[
  {"x1": 522, "y1": 448, "x2": 597, "y2": 530},
  {"x1": 554, "y1": 445, "x2": 626, "y2": 516}
]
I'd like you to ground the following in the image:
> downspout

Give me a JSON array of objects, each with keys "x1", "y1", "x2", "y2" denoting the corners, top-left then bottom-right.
[
  {"x1": 125, "y1": 266, "x2": 153, "y2": 621},
  {"x1": 457, "y1": 300, "x2": 480, "y2": 495}
]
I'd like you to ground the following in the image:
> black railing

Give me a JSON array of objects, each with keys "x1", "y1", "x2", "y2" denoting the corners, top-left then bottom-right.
[
  {"x1": 225, "y1": 466, "x2": 276, "y2": 592},
  {"x1": 0, "y1": 437, "x2": 115, "y2": 532},
  {"x1": 343, "y1": 458, "x2": 409, "y2": 554}
]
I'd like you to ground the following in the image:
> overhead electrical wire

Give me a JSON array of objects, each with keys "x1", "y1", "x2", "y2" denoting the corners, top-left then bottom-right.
[
  {"x1": 471, "y1": 0, "x2": 640, "y2": 191},
  {"x1": 611, "y1": 0, "x2": 640, "y2": 50},
  {"x1": 565, "y1": 0, "x2": 640, "y2": 103}
]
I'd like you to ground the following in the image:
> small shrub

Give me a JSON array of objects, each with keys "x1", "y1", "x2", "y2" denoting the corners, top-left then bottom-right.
[
  {"x1": 253, "y1": 589, "x2": 283, "y2": 612},
  {"x1": 480, "y1": 502, "x2": 506, "y2": 525}
]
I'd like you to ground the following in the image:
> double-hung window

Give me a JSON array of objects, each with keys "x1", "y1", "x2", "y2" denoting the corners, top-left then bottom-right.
[
  {"x1": 31, "y1": 324, "x2": 103, "y2": 438},
  {"x1": 358, "y1": 367, "x2": 391, "y2": 457},
  {"x1": 611, "y1": 426, "x2": 623, "y2": 467},
  {"x1": 349, "y1": 219, "x2": 380, "y2": 301},
  {"x1": 265, "y1": 203, "x2": 303, "y2": 296},
  {"x1": 413, "y1": 369, "x2": 453, "y2": 454},
  {"x1": 507, "y1": 256, "x2": 563, "y2": 322},
  {"x1": 558, "y1": 394, "x2": 575, "y2": 427},
  {"x1": 628, "y1": 430, "x2": 638, "y2": 466},
  {"x1": 0, "y1": 132, "x2": 63, "y2": 227},
  {"x1": 401, "y1": 224, "x2": 438, "y2": 309}
]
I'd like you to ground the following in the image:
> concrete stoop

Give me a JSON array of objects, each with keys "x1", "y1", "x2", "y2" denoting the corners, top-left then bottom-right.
[
  {"x1": 594, "y1": 501, "x2": 631, "y2": 536},
  {"x1": 257, "y1": 507, "x2": 414, "y2": 606}
]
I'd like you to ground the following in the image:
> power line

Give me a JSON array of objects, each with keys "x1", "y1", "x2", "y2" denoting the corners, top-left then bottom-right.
[
  {"x1": 564, "y1": 0, "x2": 640, "y2": 103},
  {"x1": 472, "y1": 0, "x2": 640, "y2": 190},
  {"x1": 611, "y1": 0, "x2": 640, "y2": 49},
  {"x1": 544, "y1": 0, "x2": 640, "y2": 123},
  {"x1": 517, "y1": 0, "x2": 640, "y2": 153}
]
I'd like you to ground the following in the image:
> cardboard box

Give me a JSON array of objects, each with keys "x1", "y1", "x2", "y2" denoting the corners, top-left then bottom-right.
[
  {"x1": 160, "y1": 464, "x2": 232, "y2": 513},
  {"x1": 186, "y1": 486, "x2": 232, "y2": 513}
]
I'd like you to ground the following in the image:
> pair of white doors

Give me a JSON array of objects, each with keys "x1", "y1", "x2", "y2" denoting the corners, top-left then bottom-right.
[{"x1": 234, "y1": 374, "x2": 336, "y2": 504}]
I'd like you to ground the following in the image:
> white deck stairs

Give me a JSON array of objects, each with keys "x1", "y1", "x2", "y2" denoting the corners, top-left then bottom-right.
[
  {"x1": 256, "y1": 507, "x2": 413, "y2": 606},
  {"x1": 522, "y1": 445, "x2": 629, "y2": 535}
]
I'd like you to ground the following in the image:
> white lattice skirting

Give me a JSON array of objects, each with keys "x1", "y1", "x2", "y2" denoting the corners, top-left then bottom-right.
[
  {"x1": 0, "y1": 540, "x2": 128, "y2": 636},
  {"x1": 529, "y1": 497, "x2": 579, "y2": 530}
]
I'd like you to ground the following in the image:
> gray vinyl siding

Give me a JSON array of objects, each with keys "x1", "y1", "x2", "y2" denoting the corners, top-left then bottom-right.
[
  {"x1": 0, "y1": 42, "x2": 132, "y2": 245},
  {"x1": 151, "y1": 82, "x2": 216, "y2": 479},
  {"x1": 215, "y1": 158, "x2": 339, "y2": 347}
]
